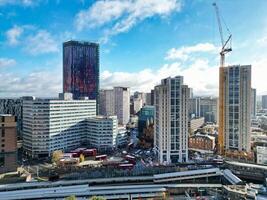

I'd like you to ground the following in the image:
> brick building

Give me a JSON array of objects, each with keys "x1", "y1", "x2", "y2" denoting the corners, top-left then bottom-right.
[
  {"x1": 0, "y1": 115, "x2": 17, "y2": 173},
  {"x1": 189, "y1": 133, "x2": 215, "y2": 153}
]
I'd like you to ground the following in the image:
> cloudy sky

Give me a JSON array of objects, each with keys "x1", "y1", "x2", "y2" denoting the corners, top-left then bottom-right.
[{"x1": 0, "y1": 0, "x2": 267, "y2": 97}]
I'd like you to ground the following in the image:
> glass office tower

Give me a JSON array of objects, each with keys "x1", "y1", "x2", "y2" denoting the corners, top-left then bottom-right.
[{"x1": 63, "y1": 40, "x2": 99, "y2": 105}]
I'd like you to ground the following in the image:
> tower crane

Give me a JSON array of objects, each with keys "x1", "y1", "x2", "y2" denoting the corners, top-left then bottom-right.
[
  {"x1": 212, "y1": 2, "x2": 232, "y2": 67},
  {"x1": 213, "y1": 2, "x2": 232, "y2": 155}
]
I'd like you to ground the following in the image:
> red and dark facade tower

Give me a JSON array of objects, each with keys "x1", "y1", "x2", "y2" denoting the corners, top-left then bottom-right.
[{"x1": 63, "y1": 41, "x2": 99, "y2": 108}]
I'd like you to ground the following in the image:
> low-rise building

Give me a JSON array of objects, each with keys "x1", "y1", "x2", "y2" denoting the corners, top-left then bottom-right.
[
  {"x1": 87, "y1": 116, "x2": 118, "y2": 151},
  {"x1": 0, "y1": 115, "x2": 17, "y2": 173},
  {"x1": 116, "y1": 126, "x2": 129, "y2": 147},
  {"x1": 189, "y1": 117, "x2": 205, "y2": 134},
  {"x1": 189, "y1": 133, "x2": 215, "y2": 153},
  {"x1": 256, "y1": 146, "x2": 267, "y2": 165},
  {"x1": 222, "y1": 185, "x2": 257, "y2": 200},
  {"x1": 0, "y1": 99, "x2": 22, "y2": 138},
  {"x1": 138, "y1": 106, "x2": 154, "y2": 136}
]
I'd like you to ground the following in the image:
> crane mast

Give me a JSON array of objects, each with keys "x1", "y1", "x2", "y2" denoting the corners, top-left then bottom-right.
[
  {"x1": 212, "y1": 2, "x2": 232, "y2": 67},
  {"x1": 213, "y1": 2, "x2": 232, "y2": 155}
]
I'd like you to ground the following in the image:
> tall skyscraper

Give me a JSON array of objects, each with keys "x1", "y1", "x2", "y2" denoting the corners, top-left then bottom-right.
[
  {"x1": 99, "y1": 89, "x2": 115, "y2": 116},
  {"x1": 114, "y1": 87, "x2": 130, "y2": 125},
  {"x1": 218, "y1": 65, "x2": 251, "y2": 154},
  {"x1": 262, "y1": 95, "x2": 267, "y2": 110},
  {"x1": 63, "y1": 40, "x2": 99, "y2": 106},
  {"x1": 154, "y1": 76, "x2": 189, "y2": 164},
  {"x1": 251, "y1": 88, "x2": 257, "y2": 117}
]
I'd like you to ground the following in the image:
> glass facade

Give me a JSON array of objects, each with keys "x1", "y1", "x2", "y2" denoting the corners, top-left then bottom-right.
[
  {"x1": 228, "y1": 66, "x2": 240, "y2": 149},
  {"x1": 63, "y1": 41, "x2": 99, "y2": 103},
  {"x1": 138, "y1": 105, "x2": 154, "y2": 135},
  {"x1": 224, "y1": 65, "x2": 251, "y2": 152}
]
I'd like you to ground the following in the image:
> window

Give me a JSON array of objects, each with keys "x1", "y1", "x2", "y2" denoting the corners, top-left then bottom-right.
[
  {"x1": 0, "y1": 156, "x2": 4, "y2": 167},
  {"x1": 1, "y1": 129, "x2": 5, "y2": 137}
]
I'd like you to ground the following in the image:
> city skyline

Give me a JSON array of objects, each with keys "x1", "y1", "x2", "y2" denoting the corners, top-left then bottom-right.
[{"x1": 0, "y1": 0, "x2": 267, "y2": 98}]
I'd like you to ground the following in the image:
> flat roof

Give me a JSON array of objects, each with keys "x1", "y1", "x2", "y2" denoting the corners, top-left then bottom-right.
[
  {"x1": 154, "y1": 168, "x2": 220, "y2": 179},
  {"x1": 226, "y1": 161, "x2": 267, "y2": 170}
]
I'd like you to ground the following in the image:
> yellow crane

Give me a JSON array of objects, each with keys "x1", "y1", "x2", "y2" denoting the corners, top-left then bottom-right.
[
  {"x1": 212, "y1": 2, "x2": 232, "y2": 155},
  {"x1": 212, "y1": 2, "x2": 232, "y2": 67}
]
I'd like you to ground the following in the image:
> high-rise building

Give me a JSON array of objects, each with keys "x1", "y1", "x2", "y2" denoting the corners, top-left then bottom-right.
[
  {"x1": 23, "y1": 93, "x2": 96, "y2": 158},
  {"x1": 130, "y1": 92, "x2": 147, "y2": 114},
  {"x1": 114, "y1": 87, "x2": 130, "y2": 125},
  {"x1": 87, "y1": 116, "x2": 118, "y2": 151},
  {"x1": 218, "y1": 65, "x2": 251, "y2": 154},
  {"x1": 262, "y1": 95, "x2": 267, "y2": 110},
  {"x1": 151, "y1": 89, "x2": 155, "y2": 106},
  {"x1": 0, "y1": 99, "x2": 22, "y2": 138},
  {"x1": 0, "y1": 115, "x2": 17, "y2": 173},
  {"x1": 133, "y1": 97, "x2": 143, "y2": 114},
  {"x1": 188, "y1": 97, "x2": 218, "y2": 123},
  {"x1": 188, "y1": 88, "x2": 194, "y2": 98},
  {"x1": 144, "y1": 92, "x2": 152, "y2": 106},
  {"x1": 63, "y1": 40, "x2": 99, "y2": 106},
  {"x1": 99, "y1": 89, "x2": 115, "y2": 116},
  {"x1": 154, "y1": 76, "x2": 189, "y2": 163},
  {"x1": 251, "y1": 88, "x2": 257, "y2": 118}
]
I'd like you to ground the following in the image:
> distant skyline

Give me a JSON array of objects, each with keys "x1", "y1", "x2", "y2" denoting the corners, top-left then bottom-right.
[{"x1": 0, "y1": 0, "x2": 267, "y2": 97}]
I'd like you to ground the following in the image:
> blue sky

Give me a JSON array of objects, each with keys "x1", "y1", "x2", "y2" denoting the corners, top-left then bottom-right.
[{"x1": 0, "y1": 0, "x2": 267, "y2": 97}]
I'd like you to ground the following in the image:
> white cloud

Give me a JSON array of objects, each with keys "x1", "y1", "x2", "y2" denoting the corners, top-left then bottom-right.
[
  {"x1": 101, "y1": 58, "x2": 219, "y2": 96},
  {"x1": 24, "y1": 30, "x2": 59, "y2": 55},
  {"x1": 75, "y1": 0, "x2": 181, "y2": 42},
  {"x1": 75, "y1": 0, "x2": 131, "y2": 30},
  {"x1": 101, "y1": 54, "x2": 267, "y2": 96},
  {"x1": 6, "y1": 25, "x2": 23, "y2": 45},
  {"x1": 0, "y1": 68, "x2": 61, "y2": 97},
  {"x1": 257, "y1": 36, "x2": 267, "y2": 45},
  {"x1": 1, "y1": 56, "x2": 266, "y2": 98},
  {"x1": 165, "y1": 43, "x2": 217, "y2": 61},
  {"x1": 251, "y1": 57, "x2": 267, "y2": 95},
  {"x1": 0, "y1": 58, "x2": 16, "y2": 68}
]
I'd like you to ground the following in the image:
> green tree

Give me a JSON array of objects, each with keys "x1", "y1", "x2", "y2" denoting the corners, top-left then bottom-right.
[
  {"x1": 52, "y1": 150, "x2": 63, "y2": 163},
  {"x1": 89, "y1": 196, "x2": 105, "y2": 200},
  {"x1": 65, "y1": 195, "x2": 77, "y2": 200}
]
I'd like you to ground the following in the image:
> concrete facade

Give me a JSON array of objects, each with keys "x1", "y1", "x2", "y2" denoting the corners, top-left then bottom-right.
[
  {"x1": 22, "y1": 94, "x2": 96, "y2": 158},
  {"x1": 114, "y1": 87, "x2": 130, "y2": 125},
  {"x1": 251, "y1": 88, "x2": 256, "y2": 118},
  {"x1": 99, "y1": 89, "x2": 115, "y2": 116},
  {"x1": 262, "y1": 95, "x2": 267, "y2": 110},
  {"x1": 188, "y1": 97, "x2": 218, "y2": 123},
  {"x1": 87, "y1": 116, "x2": 118, "y2": 151},
  {"x1": 154, "y1": 76, "x2": 189, "y2": 164}
]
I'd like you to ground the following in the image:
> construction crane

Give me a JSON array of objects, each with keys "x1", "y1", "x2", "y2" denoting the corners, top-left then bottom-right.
[
  {"x1": 212, "y1": 2, "x2": 232, "y2": 67},
  {"x1": 213, "y1": 2, "x2": 232, "y2": 155}
]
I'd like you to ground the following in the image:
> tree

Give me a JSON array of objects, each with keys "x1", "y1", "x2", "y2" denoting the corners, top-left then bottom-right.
[
  {"x1": 80, "y1": 154, "x2": 85, "y2": 163},
  {"x1": 89, "y1": 196, "x2": 105, "y2": 200},
  {"x1": 138, "y1": 123, "x2": 154, "y2": 149},
  {"x1": 65, "y1": 195, "x2": 77, "y2": 200},
  {"x1": 52, "y1": 150, "x2": 63, "y2": 163}
]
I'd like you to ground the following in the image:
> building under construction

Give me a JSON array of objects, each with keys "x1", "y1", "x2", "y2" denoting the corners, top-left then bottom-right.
[{"x1": 213, "y1": 3, "x2": 252, "y2": 156}]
